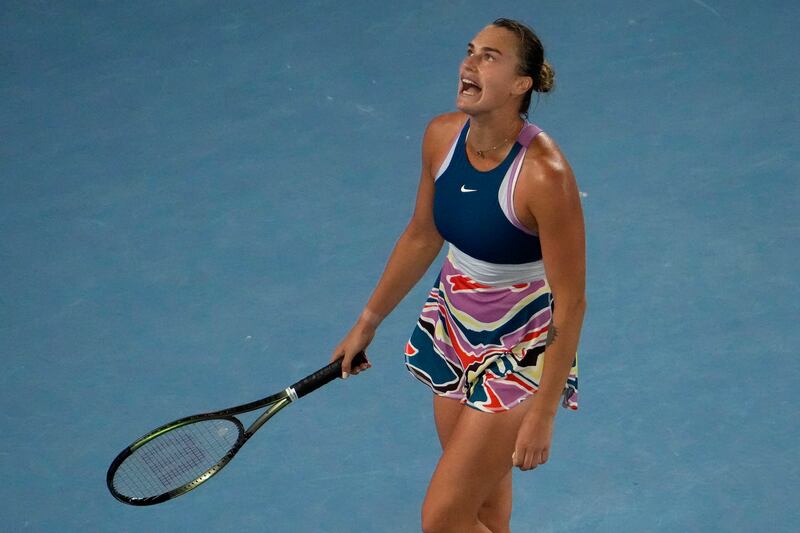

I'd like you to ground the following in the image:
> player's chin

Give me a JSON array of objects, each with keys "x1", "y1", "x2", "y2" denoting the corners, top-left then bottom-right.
[
  {"x1": 455, "y1": 93, "x2": 491, "y2": 115},
  {"x1": 455, "y1": 96, "x2": 476, "y2": 113}
]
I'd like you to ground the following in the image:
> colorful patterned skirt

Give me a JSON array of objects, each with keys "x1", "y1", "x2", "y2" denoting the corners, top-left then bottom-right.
[{"x1": 404, "y1": 252, "x2": 579, "y2": 413}]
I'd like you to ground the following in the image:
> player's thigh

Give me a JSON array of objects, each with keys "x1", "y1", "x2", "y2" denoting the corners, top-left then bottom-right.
[
  {"x1": 433, "y1": 394, "x2": 513, "y2": 519},
  {"x1": 423, "y1": 399, "x2": 533, "y2": 523},
  {"x1": 433, "y1": 394, "x2": 465, "y2": 449}
]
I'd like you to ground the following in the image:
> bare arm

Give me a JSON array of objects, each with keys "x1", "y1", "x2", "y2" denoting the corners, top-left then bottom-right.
[
  {"x1": 520, "y1": 138, "x2": 587, "y2": 418},
  {"x1": 331, "y1": 116, "x2": 457, "y2": 375},
  {"x1": 512, "y1": 136, "x2": 587, "y2": 471}
]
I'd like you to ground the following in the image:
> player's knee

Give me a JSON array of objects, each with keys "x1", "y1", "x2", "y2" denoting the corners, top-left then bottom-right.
[
  {"x1": 478, "y1": 498, "x2": 512, "y2": 533},
  {"x1": 420, "y1": 501, "x2": 448, "y2": 533},
  {"x1": 421, "y1": 499, "x2": 473, "y2": 533}
]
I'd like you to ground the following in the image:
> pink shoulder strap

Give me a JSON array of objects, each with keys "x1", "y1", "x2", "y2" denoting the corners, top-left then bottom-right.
[
  {"x1": 502, "y1": 122, "x2": 543, "y2": 236},
  {"x1": 517, "y1": 123, "x2": 543, "y2": 147}
]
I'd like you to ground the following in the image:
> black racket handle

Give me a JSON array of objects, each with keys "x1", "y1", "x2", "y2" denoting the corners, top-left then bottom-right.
[{"x1": 290, "y1": 351, "x2": 368, "y2": 400}]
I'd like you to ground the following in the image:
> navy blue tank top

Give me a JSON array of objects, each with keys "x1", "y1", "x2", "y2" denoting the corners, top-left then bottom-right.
[{"x1": 433, "y1": 120, "x2": 543, "y2": 264}]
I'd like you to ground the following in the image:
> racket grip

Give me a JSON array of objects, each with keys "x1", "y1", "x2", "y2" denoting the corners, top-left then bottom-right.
[{"x1": 290, "y1": 351, "x2": 368, "y2": 400}]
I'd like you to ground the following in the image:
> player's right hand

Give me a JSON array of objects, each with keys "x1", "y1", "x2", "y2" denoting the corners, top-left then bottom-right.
[{"x1": 330, "y1": 320, "x2": 375, "y2": 378}]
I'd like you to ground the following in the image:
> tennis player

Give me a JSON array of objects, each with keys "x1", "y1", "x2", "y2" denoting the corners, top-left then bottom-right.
[{"x1": 331, "y1": 18, "x2": 586, "y2": 533}]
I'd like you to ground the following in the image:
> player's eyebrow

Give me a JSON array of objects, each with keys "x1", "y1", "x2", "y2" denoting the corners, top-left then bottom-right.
[{"x1": 467, "y1": 42, "x2": 504, "y2": 55}]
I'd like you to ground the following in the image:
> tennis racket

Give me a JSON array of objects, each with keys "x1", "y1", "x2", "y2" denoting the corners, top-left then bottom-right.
[{"x1": 107, "y1": 351, "x2": 367, "y2": 506}]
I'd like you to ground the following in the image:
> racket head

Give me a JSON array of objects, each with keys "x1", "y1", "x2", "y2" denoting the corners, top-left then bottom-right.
[{"x1": 107, "y1": 416, "x2": 245, "y2": 506}]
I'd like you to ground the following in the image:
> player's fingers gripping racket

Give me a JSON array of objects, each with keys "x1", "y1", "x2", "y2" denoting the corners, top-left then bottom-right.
[{"x1": 107, "y1": 351, "x2": 368, "y2": 506}]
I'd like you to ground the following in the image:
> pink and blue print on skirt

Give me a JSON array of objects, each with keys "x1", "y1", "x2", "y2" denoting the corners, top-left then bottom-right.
[{"x1": 404, "y1": 254, "x2": 579, "y2": 413}]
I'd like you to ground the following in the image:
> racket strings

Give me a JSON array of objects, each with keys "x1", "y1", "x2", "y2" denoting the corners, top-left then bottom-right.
[{"x1": 112, "y1": 418, "x2": 241, "y2": 499}]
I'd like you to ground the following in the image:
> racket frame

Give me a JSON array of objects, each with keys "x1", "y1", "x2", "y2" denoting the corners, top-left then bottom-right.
[{"x1": 107, "y1": 352, "x2": 365, "y2": 506}]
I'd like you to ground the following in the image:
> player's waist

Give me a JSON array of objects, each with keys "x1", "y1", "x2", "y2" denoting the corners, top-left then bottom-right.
[{"x1": 447, "y1": 244, "x2": 546, "y2": 286}]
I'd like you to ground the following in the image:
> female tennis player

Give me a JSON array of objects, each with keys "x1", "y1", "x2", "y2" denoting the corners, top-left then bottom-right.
[{"x1": 331, "y1": 18, "x2": 585, "y2": 533}]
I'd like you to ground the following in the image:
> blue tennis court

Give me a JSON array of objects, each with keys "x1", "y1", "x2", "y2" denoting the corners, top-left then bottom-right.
[{"x1": 2, "y1": 1, "x2": 797, "y2": 531}]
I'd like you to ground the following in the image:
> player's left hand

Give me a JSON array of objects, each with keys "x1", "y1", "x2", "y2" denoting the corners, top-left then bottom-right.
[{"x1": 512, "y1": 411, "x2": 554, "y2": 471}]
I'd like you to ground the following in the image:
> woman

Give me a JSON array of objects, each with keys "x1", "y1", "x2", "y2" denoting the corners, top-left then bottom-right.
[{"x1": 330, "y1": 18, "x2": 586, "y2": 533}]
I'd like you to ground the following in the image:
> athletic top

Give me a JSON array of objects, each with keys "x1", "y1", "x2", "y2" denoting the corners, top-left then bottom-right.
[{"x1": 433, "y1": 119, "x2": 547, "y2": 285}]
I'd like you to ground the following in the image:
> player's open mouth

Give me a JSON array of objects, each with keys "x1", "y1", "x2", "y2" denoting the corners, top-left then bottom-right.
[{"x1": 460, "y1": 77, "x2": 482, "y2": 96}]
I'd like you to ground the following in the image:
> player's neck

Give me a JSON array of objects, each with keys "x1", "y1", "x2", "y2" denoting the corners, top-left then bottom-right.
[{"x1": 466, "y1": 111, "x2": 524, "y2": 153}]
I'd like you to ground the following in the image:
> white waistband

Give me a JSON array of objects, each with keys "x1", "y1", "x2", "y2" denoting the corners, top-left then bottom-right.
[{"x1": 448, "y1": 244, "x2": 547, "y2": 285}]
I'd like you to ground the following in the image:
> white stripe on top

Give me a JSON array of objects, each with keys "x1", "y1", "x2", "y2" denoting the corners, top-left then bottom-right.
[
  {"x1": 497, "y1": 140, "x2": 537, "y2": 236},
  {"x1": 434, "y1": 128, "x2": 461, "y2": 180},
  {"x1": 448, "y1": 244, "x2": 547, "y2": 285}
]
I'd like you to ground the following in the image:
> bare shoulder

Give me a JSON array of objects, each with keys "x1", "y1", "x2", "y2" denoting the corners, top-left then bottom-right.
[
  {"x1": 524, "y1": 132, "x2": 573, "y2": 181},
  {"x1": 513, "y1": 130, "x2": 583, "y2": 235},
  {"x1": 424, "y1": 111, "x2": 466, "y2": 138},
  {"x1": 421, "y1": 112, "x2": 467, "y2": 175},
  {"x1": 520, "y1": 131, "x2": 578, "y2": 194}
]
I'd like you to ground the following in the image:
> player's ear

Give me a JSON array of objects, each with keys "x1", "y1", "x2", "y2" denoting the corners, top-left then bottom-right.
[{"x1": 513, "y1": 75, "x2": 533, "y2": 96}]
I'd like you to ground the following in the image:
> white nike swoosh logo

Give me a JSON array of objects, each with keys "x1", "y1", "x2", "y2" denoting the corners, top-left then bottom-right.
[{"x1": 460, "y1": 185, "x2": 478, "y2": 193}]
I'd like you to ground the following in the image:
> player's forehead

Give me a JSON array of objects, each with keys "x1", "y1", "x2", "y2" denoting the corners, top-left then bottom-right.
[{"x1": 468, "y1": 25, "x2": 518, "y2": 54}]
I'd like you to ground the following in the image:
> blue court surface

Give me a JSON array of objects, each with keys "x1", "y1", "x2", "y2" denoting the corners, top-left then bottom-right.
[{"x1": 2, "y1": 1, "x2": 797, "y2": 531}]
